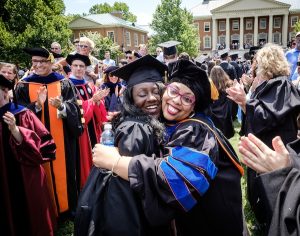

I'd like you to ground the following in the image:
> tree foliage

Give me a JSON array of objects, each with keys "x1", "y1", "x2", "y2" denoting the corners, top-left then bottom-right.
[
  {"x1": 89, "y1": 2, "x2": 137, "y2": 23},
  {"x1": 83, "y1": 32, "x2": 122, "y2": 61},
  {"x1": 149, "y1": 0, "x2": 199, "y2": 57},
  {"x1": 294, "y1": 20, "x2": 300, "y2": 33},
  {"x1": 0, "y1": 0, "x2": 71, "y2": 66}
]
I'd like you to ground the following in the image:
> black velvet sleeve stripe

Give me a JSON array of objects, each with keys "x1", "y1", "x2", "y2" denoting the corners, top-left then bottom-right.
[
  {"x1": 40, "y1": 143, "x2": 57, "y2": 154},
  {"x1": 42, "y1": 152, "x2": 56, "y2": 160},
  {"x1": 40, "y1": 134, "x2": 54, "y2": 143}
]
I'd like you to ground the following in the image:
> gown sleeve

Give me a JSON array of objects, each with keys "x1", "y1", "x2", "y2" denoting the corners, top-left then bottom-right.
[
  {"x1": 10, "y1": 110, "x2": 56, "y2": 166},
  {"x1": 61, "y1": 79, "x2": 83, "y2": 137}
]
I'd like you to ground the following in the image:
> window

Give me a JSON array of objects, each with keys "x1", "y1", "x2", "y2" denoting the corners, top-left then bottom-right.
[
  {"x1": 244, "y1": 34, "x2": 253, "y2": 48},
  {"x1": 260, "y1": 18, "x2": 266, "y2": 29},
  {"x1": 218, "y1": 35, "x2": 226, "y2": 44},
  {"x1": 125, "y1": 31, "x2": 131, "y2": 46},
  {"x1": 204, "y1": 22, "x2": 210, "y2": 32},
  {"x1": 107, "y1": 31, "x2": 115, "y2": 42},
  {"x1": 246, "y1": 19, "x2": 253, "y2": 30},
  {"x1": 274, "y1": 17, "x2": 281, "y2": 28},
  {"x1": 291, "y1": 16, "x2": 298, "y2": 27},
  {"x1": 219, "y1": 21, "x2": 225, "y2": 31},
  {"x1": 140, "y1": 35, "x2": 145, "y2": 44},
  {"x1": 134, "y1": 33, "x2": 138, "y2": 47},
  {"x1": 203, "y1": 36, "x2": 211, "y2": 49},
  {"x1": 273, "y1": 32, "x2": 281, "y2": 44},
  {"x1": 232, "y1": 20, "x2": 239, "y2": 30}
]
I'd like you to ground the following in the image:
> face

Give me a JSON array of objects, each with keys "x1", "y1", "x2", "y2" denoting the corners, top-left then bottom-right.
[
  {"x1": 132, "y1": 82, "x2": 161, "y2": 118},
  {"x1": 295, "y1": 36, "x2": 300, "y2": 50},
  {"x1": 162, "y1": 82, "x2": 195, "y2": 121},
  {"x1": 126, "y1": 54, "x2": 135, "y2": 63},
  {"x1": 108, "y1": 74, "x2": 119, "y2": 84},
  {"x1": 139, "y1": 48, "x2": 147, "y2": 56},
  {"x1": 31, "y1": 56, "x2": 52, "y2": 76},
  {"x1": 0, "y1": 66, "x2": 16, "y2": 81},
  {"x1": 0, "y1": 85, "x2": 9, "y2": 106},
  {"x1": 71, "y1": 60, "x2": 86, "y2": 79},
  {"x1": 51, "y1": 44, "x2": 61, "y2": 54},
  {"x1": 105, "y1": 52, "x2": 110, "y2": 59},
  {"x1": 79, "y1": 42, "x2": 91, "y2": 55}
]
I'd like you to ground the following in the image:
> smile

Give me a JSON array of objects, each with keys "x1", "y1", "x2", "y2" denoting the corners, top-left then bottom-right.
[{"x1": 167, "y1": 104, "x2": 179, "y2": 115}]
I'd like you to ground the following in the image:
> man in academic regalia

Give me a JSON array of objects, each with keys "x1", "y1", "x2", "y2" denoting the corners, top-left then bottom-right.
[
  {"x1": 158, "y1": 40, "x2": 181, "y2": 76},
  {"x1": 66, "y1": 53, "x2": 108, "y2": 188},
  {"x1": 0, "y1": 74, "x2": 56, "y2": 236},
  {"x1": 15, "y1": 47, "x2": 83, "y2": 217},
  {"x1": 230, "y1": 53, "x2": 243, "y2": 81},
  {"x1": 219, "y1": 49, "x2": 237, "y2": 81}
]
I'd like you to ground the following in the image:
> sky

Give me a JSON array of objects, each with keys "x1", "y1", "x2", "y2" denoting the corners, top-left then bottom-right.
[{"x1": 63, "y1": 0, "x2": 201, "y2": 26}]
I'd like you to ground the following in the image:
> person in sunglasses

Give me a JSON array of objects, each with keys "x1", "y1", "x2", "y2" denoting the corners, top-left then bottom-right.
[
  {"x1": 124, "y1": 50, "x2": 141, "y2": 63},
  {"x1": 92, "y1": 59, "x2": 245, "y2": 235}
]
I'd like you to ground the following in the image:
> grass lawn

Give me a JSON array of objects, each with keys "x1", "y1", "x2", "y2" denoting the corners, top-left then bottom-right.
[{"x1": 56, "y1": 121, "x2": 263, "y2": 236}]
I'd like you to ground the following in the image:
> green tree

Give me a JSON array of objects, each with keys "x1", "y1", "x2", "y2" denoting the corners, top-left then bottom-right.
[
  {"x1": 149, "y1": 0, "x2": 199, "y2": 57},
  {"x1": 294, "y1": 20, "x2": 300, "y2": 33},
  {"x1": 83, "y1": 31, "x2": 122, "y2": 61},
  {"x1": 0, "y1": 0, "x2": 71, "y2": 66},
  {"x1": 89, "y1": 2, "x2": 137, "y2": 22}
]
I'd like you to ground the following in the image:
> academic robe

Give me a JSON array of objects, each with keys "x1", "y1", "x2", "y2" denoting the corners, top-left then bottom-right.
[
  {"x1": 128, "y1": 113, "x2": 244, "y2": 235},
  {"x1": 210, "y1": 91, "x2": 235, "y2": 139},
  {"x1": 220, "y1": 61, "x2": 237, "y2": 81},
  {"x1": 75, "y1": 117, "x2": 169, "y2": 236},
  {"x1": 101, "y1": 82, "x2": 122, "y2": 112},
  {"x1": 0, "y1": 103, "x2": 56, "y2": 236},
  {"x1": 244, "y1": 76, "x2": 300, "y2": 229},
  {"x1": 255, "y1": 139, "x2": 300, "y2": 236},
  {"x1": 15, "y1": 72, "x2": 83, "y2": 215},
  {"x1": 69, "y1": 77, "x2": 107, "y2": 188}
]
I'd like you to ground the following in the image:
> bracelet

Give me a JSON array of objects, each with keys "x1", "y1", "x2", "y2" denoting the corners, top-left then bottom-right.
[{"x1": 111, "y1": 156, "x2": 122, "y2": 177}]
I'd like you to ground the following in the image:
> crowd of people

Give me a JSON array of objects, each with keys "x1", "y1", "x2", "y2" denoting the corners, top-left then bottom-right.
[{"x1": 1, "y1": 31, "x2": 300, "y2": 236}]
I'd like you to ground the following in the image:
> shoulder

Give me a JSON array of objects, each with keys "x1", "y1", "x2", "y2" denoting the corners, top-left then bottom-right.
[{"x1": 116, "y1": 118, "x2": 153, "y2": 134}]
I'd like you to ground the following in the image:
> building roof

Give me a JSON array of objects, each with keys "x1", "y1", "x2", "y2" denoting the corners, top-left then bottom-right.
[
  {"x1": 69, "y1": 13, "x2": 148, "y2": 33},
  {"x1": 190, "y1": 0, "x2": 300, "y2": 18}
]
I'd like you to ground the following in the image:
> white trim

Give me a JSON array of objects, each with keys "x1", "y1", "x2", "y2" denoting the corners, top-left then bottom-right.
[
  {"x1": 273, "y1": 32, "x2": 281, "y2": 44},
  {"x1": 204, "y1": 22, "x2": 210, "y2": 32},
  {"x1": 125, "y1": 31, "x2": 131, "y2": 46},
  {"x1": 291, "y1": 16, "x2": 298, "y2": 27},
  {"x1": 218, "y1": 35, "x2": 226, "y2": 44},
  {"x1": 259, "y1": 18, "x2": 267, "y2": 29},
  {"x1": 219, "y1": 20, "x2": 226, "y2": 31},
  {"x1": 273, "y1": 17, "x2": 281, "y2": 28},
  {"x1": 140, "y1": 35, "x2": 145, "y2": 44},
  {"x1": 106, "y1": 31, "x2": 115, "y2": 42},
  {"x1": 232, "y1": 19, "x2": 239, "y2": 31},
  {"x1": 246, "y1": 19, "x2": 253, "y2": 30},
  {"x1": 203, "y1": 35, "x2": 211, "y2": 49}
]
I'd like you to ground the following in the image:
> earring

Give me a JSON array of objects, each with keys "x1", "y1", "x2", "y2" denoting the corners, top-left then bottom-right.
[{"x1": 189, "y1": 111, "x2": 195, "y2": 118}]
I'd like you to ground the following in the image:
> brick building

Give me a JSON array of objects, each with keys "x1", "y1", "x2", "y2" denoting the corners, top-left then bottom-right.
[
  {"x1": 69, "y1": 12, "x2": 148, "y2": 53},
  {"x1": 191, "y1": 0, "x2": 300, "y2": 54}
]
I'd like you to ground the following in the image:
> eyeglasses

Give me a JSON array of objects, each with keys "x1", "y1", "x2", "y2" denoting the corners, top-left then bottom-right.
[
  {"x1": 31, "y1": 59, "x2": 50, "y2": 65},
  {"x1": 79, "y1": 45, "x2": 89, "y2": 48},
  {"x1": 166, "y1": 85, "x2": 195, "y2": 106},
  {"x1": 126, "y1": 56, "x2": 133, "y2": 60}
]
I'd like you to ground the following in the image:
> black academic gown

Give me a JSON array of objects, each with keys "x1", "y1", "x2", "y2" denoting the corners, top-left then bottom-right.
[
  {"x1": 128, "y1": 114, "x2": 244, "y2": 236},
  {"x1": 255, "y1": 139, "x2": 300, "y2": 236},
  {"x1": 220, "y1": 61, "x2": 237, "y2": 81},
  {"x1": 230, "y1": 61, "x2": 243, "y2": 80},
  {"x1": 244, "y1": 76, "x2": 300, "y2": 230},
  {"x1": 15, "y1": 72, "x2": 83, "y2": 215},
  {"x1": 210, "y1": 91, "x2": 235, "y2": 139},
  {"x1": 75, "y1": 117, "x2": 169, "y2": 236}
]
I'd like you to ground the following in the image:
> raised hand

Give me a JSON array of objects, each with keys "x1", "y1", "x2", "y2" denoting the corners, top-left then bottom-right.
[
  {"x1": 3, "y1": 111, "x2": 22, "y2": 142},
  {"x1": 49, "y1": 96, "x2": 63, "y2": 109},
  {"x1": 36, "y1": 86, "x2": 47, "y2": 108}
]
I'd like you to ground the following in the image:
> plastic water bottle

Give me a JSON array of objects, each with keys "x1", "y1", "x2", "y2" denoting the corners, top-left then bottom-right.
[{"x1": 100, "y1": 123, "x2": 114, "y2": 146}]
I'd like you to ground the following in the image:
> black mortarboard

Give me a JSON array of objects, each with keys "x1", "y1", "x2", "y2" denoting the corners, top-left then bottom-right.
[
  {"x1": 158, "y1": 41, "x2": 181, "y2": 56},
  {"x1": 23, "y1": 47, "x2": 55, "y2": 63},
  {"x1": 230, "y1": 53, "x2": 239, "y2": 60},
  {"x1": 0, "y1": 74, "x2": 14, "y2": 90},
  {"x1": 219, "y1": 48, "x2": 229, "y2": 59},
  {"x1": 170, "y1": 59, "x2": 211, "y2": 112},
  {"x1": 104, "y1": 66, "x2": 119, "y2": 74},
  {"x1": 249, "y1": 46, "x2": 261, "y2": 56},
  {"x1": 125, "y1": 50, "x2": 142, "y2": 58},
  {"x1": 66, "y1": 53, "x2": 91, "y2": 66},
  {"x1": 111, "y1": 55, "x2": 167, "y2": 87}
]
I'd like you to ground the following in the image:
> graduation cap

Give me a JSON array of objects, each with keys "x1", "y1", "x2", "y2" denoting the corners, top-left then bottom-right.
[
  {"x1": 249, "y1": 46, "x2": 261, "y2": 56},
  {"x1": 296, "y1": 31, "x2": 300, "y2": 37},
  {"x1": 158, "y1": 41, "x2": 181, "y2": 56},
  {"x1": 104, "y1": 66, "x2": 119, "y2": 75},
  {"x1": 230, "y1": 53, "x2": 239, "y2": 61},
  {"x1": 111, "y1": 55, "x2": 168, "y2": 87},
  {"x1": 125, "y1": 50, "x2": 142, "y2": 58},
  {"x1": 219, "y1": 48, "x2": 229, "y2": 59},
  {"x1": 23, "y1": 47, "x2": 55, "y2": 63},
  {"x1": 66, "y1": 53, "x2": 91, "y2": 66},
  {"x1": 0, "y1": 74, "x2": 14, "y2": 90}
]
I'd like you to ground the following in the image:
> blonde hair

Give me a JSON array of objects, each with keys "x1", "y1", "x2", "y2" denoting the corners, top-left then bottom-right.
[
  {"x1": 255, "y1": 43, "x2": 290, "y2": 80},
  {"x1": 79, "y1": 36, "x2": 95, "y2": 49},
  {"x1": 0, "y1": 62, "x2": 19, "y2": 82},
  {"x1": 210, "y1": 65, "x2": 232, "y2": 92}
]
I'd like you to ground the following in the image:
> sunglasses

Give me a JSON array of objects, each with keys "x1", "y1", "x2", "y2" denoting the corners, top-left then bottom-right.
[
  {"x1": 126, "y1": 56, "x2": 133, "y2": 59},
  {"x1": 297, "y1": 61, "x2": 300, "y2": 66},
  {"x1": 79, "y1": 45, "x2": 89, "y2": 48}
]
